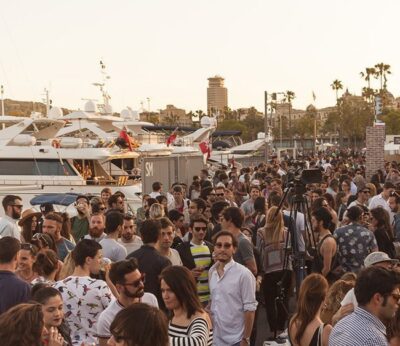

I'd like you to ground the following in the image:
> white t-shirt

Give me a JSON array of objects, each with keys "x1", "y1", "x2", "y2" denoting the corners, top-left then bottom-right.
[
  {"x1": 118, "y1": 236, "x2": 143, "y2": 256},
  {"x1": 97, "y1": 293, "x2": 158, "y2": 338},
  {"x1": 167, "y1": 248, "x2": 183, "y2": 266},
  {"x1": 54, "y1": 276, "x2": 112, "y2": 346},
  {"x1": 99, "y1": 238, "x2": 127, "y2": 262}
]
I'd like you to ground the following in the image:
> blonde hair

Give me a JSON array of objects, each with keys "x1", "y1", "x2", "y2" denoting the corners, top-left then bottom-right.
[
  {"x1": 149, "y1": 203, "x2": 165, "y2": 219},
  {"x1": 263, "y1": 206, "x2": 284, "y2": 244}
]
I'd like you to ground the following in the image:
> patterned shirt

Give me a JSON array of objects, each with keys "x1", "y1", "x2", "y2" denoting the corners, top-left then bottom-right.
[
  {"x1": 329, "y1": 307, "x2": 388, "y2": 346},
  {"x1": 54, "y1": 276, "x2": 112, "y2": 346},
  {"x1": 333, "y1": 223, "x2": 377, "y2": 273},
  {"x1": 190, "y1": 243, "x2": 212, "y2": 303}
]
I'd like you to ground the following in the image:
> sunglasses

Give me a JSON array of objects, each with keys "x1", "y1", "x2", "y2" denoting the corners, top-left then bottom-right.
[
  {"x1": 390, "y1": 292, "x2": 400, "y2": 301},
  {"x1": 216, "y1": 193, "x2": 224, "y2": 197},
  {"x1": 215, "y1": 242, "x2": 233, "y2": 249},
  {"x1": 11, "y1": 204, "x2": 23, "y2": 209},
  {"x1": 123, "y1": 273, "x2": 145, "y2": 288},
  {"x1": 193, "y1": 226, "x2": 207, "y2": 232},
  {"x1": 21, "y1": 243, "x2": 38, "y2": 255}
]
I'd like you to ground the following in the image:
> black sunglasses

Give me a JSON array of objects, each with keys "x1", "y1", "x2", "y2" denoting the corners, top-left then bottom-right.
[
  {"x1": 194, "y1": 226, "x2": 207, "y2": 232},
  {"x1": 123, "y1": 273, "x2": 145, "y2": 288}
]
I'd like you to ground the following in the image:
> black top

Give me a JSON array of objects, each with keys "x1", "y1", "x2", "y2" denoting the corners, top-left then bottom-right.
[
  {"x1": 0, "y1": 270, "x2": 31, "y2": 314},
  {"x1": 127, "y1": 245, "x2": 171, "y2": 308},
  {"x1": 375, "y1": 228, "x2": 396, "y2": 259}
]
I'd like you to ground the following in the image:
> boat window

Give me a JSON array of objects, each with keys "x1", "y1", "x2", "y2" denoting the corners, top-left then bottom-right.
[{"x1": 0, "y1": 159, "x2": 77, "y2": 176}]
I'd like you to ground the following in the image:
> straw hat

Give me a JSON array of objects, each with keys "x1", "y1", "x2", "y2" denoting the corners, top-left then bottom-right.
[{"x1": 18, "y1": 208, "x2": 42, "y2": 226}]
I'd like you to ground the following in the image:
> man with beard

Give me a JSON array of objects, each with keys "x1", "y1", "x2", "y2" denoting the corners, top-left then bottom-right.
[
  {"x1": 118, "y1": 214, "x2": 143, "y2": 254},
  {"x1": 97, "y1": 258, "x2": 158, "y2": 346},
  {"x1": 84, "y1": 213, "x2": 106, "y2": 242},
  {"x1": 0, "y1": 195, "x2": 23, "y2": 239},
  {"x1": 330, "y1": 266, "x2": 400, "y2": 346},
  {"x1": 70, "y1": 195, "x2": 90, "y2": 242},
  {"x1": 108, "y1": 193, "x2": 125, "y2": 213},
  {"x1": 43, "y1": 212, "x2": 75, "y2": 261},
  {"x1": 389, "y1": 191, "x2": 400, "y2": 240},
  {"x1": 240, "y1": 186, "x2": 261, "y2": 226},
  {"x1": 155, "y1": 217, "x2": 182, "y2": 265}
]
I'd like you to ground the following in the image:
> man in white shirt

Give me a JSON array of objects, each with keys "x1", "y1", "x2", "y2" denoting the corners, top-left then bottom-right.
[
  {"x1": 0, "y1": 195, "x2": 23, "y2": 239},
  {"x1": 100, "y1": 211, "x2": 127, "y2": 262},
  {"x1": 209, "y1": 231, "x2": 257, "y2": 346},
  {"x1": 149, "y1": 181, "x2": 163, "y2": 199},
  {"x1": 156, "y1": 217, "x2": 182, "y2": 265},
  {"x1": 97, "y1": 258, "x2": 158, "y2": 346},
  {"x1": 347, "y1": 186, "x2": 371, "y2": 210},
  {"x1": 118, "y1": 214, "x2": 143, "y2": 254},
  {"x1": 167, "y1": 185, "x2": 189, "y2": 218},
  {"x1": 84, "y1": 213, "x2": 106, "y2": 242},
  {"x1": 369, "y1": 182, "x2": 395, "y2": 220},
  {"x1": 54, "y1": 239, "x2": 112, "y2": 346}
]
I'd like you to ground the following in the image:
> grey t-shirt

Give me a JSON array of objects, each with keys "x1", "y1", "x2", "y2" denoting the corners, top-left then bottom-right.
[
  {"x1": 234, "y1": 232, "x2": 255, "y2": 265},
  {"x1": 99, "y1": 238, "x2": 127, "y2": 262}
]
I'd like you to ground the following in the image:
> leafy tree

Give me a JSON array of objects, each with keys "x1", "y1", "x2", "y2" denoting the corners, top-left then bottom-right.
[
  {"x1": 283, "y1": 90, "x2": 295, "y2": 135},
  {"x1": 382, "y1": 110, "x2": 400, "y2": 135}
]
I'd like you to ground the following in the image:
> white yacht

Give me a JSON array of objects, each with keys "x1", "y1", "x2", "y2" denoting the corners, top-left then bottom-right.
[{"x1": 0, "y1": 117, "x2": 142, "y2": 213}]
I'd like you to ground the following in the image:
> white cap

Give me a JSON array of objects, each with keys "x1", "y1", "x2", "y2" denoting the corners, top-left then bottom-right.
[{"x1": 364, "y1": 252, "x2": 399, "y2": 267}]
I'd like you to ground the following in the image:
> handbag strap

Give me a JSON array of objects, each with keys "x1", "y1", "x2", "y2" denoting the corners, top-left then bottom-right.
[{"x1": 317, "y1": 323, "x2": 324, "y2": 346}]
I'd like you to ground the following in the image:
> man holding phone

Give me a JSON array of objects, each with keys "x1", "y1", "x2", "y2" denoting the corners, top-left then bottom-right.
[{"x1": 71, "y1": 195, "x2": 91, "y2": 242}]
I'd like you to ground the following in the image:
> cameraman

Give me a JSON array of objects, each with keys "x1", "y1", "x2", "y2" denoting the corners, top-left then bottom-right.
[{"x1": 71, "y1": 195, "x2": 91, "y2": 242}]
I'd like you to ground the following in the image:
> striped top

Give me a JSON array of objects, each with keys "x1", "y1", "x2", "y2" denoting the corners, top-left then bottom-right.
[
  {"x1": 329, "y1": 306, "x2": 388, "y2": 346},
  {"x1": 190, "y1": 243, "x2": 212, "y2": 303},
  {"x1": 169, "y1": 317, "x2": 213, "y2": 346}
]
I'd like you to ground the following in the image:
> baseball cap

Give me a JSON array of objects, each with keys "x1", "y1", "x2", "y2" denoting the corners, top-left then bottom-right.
[{"x1": 364, "y1": 251, "x2": 399, "y2": 267}]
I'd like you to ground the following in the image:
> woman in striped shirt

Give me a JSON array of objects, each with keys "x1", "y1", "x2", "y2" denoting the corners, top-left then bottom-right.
[{"x1": 160, "y1": 266, "x2": 213, "y2": 346}]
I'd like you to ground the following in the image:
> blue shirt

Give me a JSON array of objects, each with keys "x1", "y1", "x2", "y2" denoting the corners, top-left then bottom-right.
[
  {"x1": 329, "y1": 307, "x2": 388, "y2": 346},
  {"x1": 0, "y1": 270, "x2": 31, "y2": 314}
]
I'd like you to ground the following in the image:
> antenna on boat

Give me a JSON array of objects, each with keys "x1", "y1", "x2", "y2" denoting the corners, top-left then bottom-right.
[
  {"x1": 0, "y1": 85, "x2": 4, "y2": 116},
  {"x1": 42, "y1": 88, "x2": 51, "y2": 117},
  {"x1": 93, "y1": 59, "x2": 112, "y2": 115}
]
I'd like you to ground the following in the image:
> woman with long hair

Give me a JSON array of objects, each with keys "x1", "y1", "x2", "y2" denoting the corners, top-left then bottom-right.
[
  {"x1": 340, "y1": 179, "x2": 352, "y2": 200},
  {"x1": 60, "y1": 212, "x2": 74, "y2": 243},
  {"x1": 156, "y1": 195, "x2": 169, "y2": 215},
  {"x1": 257, "y1": 206, "x2": 291, "y2": 338},
  {"x1": 335, "y1": 191, "x2": 348, "y2": 224},
  {"x1": 108, "y1": 303, "x2": 169, "y2": 346},
  {"x1": 19, "y1": 208, "x2": 41, "y2": 243},
  {"x1": 31, "y1": 249, "x2": 60, "y2": 285},
  {"x1": 32, "y1": 286, "x2": 72, "y2": 346},
  {"x1": 370, "y1": 207, "x2": 396, "y2": 258},
  {"x1": 0, "y1": 303, "x2": 65, "y2": 346},
  {"x1": 160, "y1": 266, "x2": 213, "y2": 346},
  {"x1": 288, "y1": 274, "x2": 332, "y2": 346}
]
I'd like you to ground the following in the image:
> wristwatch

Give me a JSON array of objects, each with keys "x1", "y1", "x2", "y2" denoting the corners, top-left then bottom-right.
[{"x1": 242, "y1": 337, "x2": 250, "y2": 344}]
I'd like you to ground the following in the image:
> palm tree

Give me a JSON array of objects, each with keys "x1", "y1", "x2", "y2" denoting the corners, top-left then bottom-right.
[
  {"x1": 374, "y1": 63, "x2": 391, "y2": 91},
  {"x1": 284, "y1": 90, "x2": 295, "y2": 139},
  {"x1": 360, "y1": 67, "x2": 376, "y2": 89},
  {"x1": 330, "y1": 79, "x2": 343, "y2": 146},
  {"x1": 330, "y1": 79, "x2": 343, "y2": 103}
]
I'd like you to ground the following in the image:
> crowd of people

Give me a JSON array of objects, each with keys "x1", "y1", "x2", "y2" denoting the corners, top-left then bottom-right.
[{"x1": 1, "y1": 152, "x2": 400, "y2": 345}]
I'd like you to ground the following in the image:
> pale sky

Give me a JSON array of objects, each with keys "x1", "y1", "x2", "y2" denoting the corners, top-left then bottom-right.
[{"x1": 1, "y1": 0, "x2": 399, "y2": 114}]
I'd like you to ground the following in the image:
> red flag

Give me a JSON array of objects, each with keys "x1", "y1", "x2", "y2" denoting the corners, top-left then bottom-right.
[
  {"x1": 166, "y1": 133, "x2": 177, "y2": 146},
  {"x1": 119, "y1": 129, "x2": 133, "y2": 151},
  {"x1": 199, "y1": 140, "x2": 211, "y2": 159},
  {"x1": 166, "y1": 127, "x2": 179, "y2": 146}
]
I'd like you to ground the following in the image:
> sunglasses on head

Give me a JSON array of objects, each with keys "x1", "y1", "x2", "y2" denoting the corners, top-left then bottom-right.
[{"x1": 21, "y1": 243, "x2": 38, "y2": 255}]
